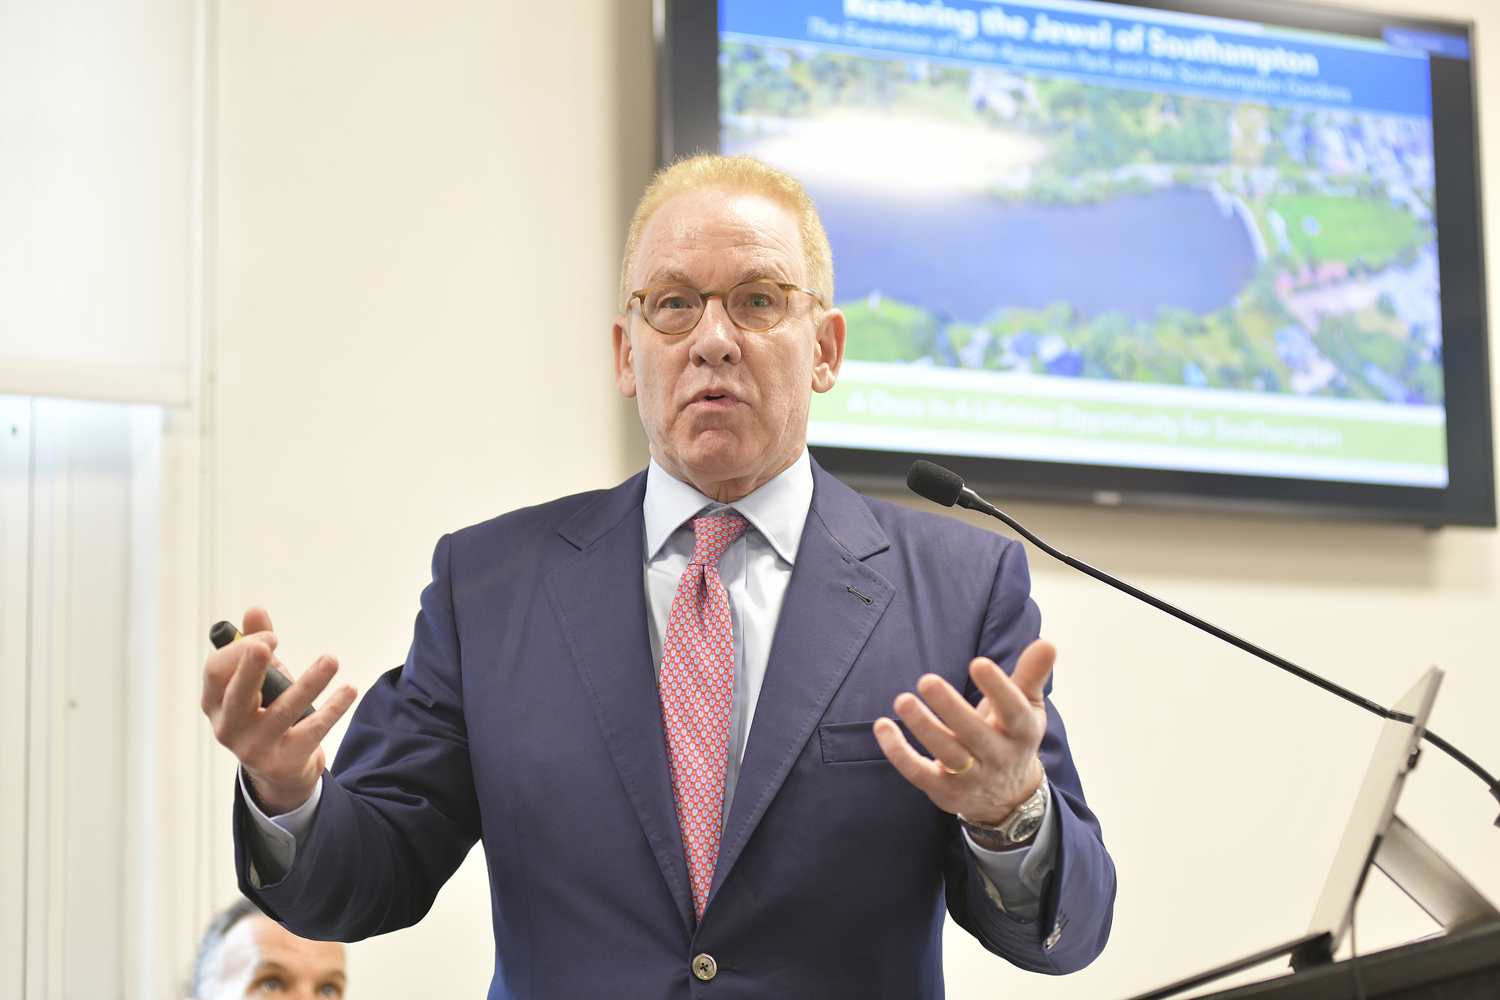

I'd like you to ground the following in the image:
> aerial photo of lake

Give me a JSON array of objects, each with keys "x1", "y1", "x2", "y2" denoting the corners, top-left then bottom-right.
[
  {"x1": 718, "y1": 41, "x2": 1443, "y2": 401},
  {"x1": 803, "y1": 184, "x2": 1259, "y2": 323}
]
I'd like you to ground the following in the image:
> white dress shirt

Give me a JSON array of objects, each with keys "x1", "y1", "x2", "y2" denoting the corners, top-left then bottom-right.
[{"x1": 244, "y1": 447, "x2": 1057, "y2": 918}]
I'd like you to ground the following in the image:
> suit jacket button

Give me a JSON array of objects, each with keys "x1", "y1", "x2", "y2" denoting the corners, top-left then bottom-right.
[{"x1": 692, "y1": 953, "x2": 717, "y2": 981}]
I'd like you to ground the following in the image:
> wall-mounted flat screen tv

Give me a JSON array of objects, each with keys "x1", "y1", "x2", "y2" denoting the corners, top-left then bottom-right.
[{"x1": 659, "y1": 0, "x2": 1495, "y2": 526}]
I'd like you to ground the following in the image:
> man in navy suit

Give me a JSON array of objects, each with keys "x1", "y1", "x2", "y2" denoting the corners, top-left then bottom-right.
[{"x1": 202, "y1": 154, "x2": 1115, "y2": 997}]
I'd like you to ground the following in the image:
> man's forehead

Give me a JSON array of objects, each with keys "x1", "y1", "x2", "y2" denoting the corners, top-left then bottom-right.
[
  {"x1": 251, "y1": 917, "x2": 346, "y2": 970},
  {"x1": 213, "y1": 916, "x2": 262, "y2": 980},
  {"x1": 633, "y1": 189, "x2": 804, "y2": 287}
]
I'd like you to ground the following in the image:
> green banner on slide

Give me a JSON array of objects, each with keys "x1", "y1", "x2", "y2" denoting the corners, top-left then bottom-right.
[{"x1": 810, "y1": 376, "x2": 1447, "y2": 466}]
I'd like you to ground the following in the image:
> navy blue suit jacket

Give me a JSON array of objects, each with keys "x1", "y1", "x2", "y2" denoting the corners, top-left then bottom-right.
[{"x1": 236, "y1": 459, "x2": 1115, "y2": 997}]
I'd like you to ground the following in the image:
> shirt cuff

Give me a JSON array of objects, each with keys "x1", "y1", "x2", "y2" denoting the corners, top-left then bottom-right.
[
  {"x1": 963, "y1": 781, "x2": 1058, "y2": 923},
  {"x1": 239, "y1": 769, "x2": 322, "y2": 885}
]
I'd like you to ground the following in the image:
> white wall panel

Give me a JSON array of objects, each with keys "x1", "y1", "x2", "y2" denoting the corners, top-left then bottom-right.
[
  {"x1": 0, "y1": 0, "x2": 196, "y2": 406},
  {"x1": 0, "y1": 397, "x2": 163, "y2": 999},
  {"x1": 0, "y1": 398, "x2": 33, "y2": 997}
]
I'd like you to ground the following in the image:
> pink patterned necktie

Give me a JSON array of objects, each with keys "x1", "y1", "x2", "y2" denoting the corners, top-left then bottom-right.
[{"x1": 659, "y1": 512, "x2": 749, "y2": 920}]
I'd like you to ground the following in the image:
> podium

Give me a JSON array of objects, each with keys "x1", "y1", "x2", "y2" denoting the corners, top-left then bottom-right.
[
  {"x1": 1124, "y1": 668, "x2": 1499, "y2": 1000},
  {"x1": 1196, "y1": 921, "x2": 1500, "y2": 999}
]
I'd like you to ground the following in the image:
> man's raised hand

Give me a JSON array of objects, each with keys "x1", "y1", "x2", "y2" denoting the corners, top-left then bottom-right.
[
  {"x1": 874, "y1": 638, "x2": 1054, "y2": 827},
  {"x1": 200, "y1": 606, "x2": 357, "y2": 815}
]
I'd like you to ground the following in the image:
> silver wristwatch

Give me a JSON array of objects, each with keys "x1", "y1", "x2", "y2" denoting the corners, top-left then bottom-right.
[{"x1": 959, "y1": 777, "x2": 1048, "y2": 849}]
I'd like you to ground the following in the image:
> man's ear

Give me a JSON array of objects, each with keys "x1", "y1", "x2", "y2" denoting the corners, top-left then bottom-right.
[
  {"x1": 811, "y1": 308, "x2": 846, "y2": 393},
  {"x1": 613, "y1": 316, "x2": 638, "y2": 398}
]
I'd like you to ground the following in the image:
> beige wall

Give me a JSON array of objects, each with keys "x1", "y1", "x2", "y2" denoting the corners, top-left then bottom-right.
[{"x1": 182, "y1": 1, "x2": 1500, "y2": 996}]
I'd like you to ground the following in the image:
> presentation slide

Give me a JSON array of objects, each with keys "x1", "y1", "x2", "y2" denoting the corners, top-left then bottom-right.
[{"x1": 720, "y1": 0, "x2": 1449, "y2": 487}]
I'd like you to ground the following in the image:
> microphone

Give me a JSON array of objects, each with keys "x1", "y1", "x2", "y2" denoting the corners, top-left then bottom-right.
[{"x1": 906, "y1": 460, "x2": 1500, "y2": 827}]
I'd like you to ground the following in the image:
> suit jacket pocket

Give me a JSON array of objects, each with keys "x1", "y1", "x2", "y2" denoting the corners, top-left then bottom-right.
[{"x1": 819, "y1": 721, "x2": 928, "y2": 763}]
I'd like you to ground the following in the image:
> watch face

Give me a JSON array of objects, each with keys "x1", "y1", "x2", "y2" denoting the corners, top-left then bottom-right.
[{"x1": 1008, "y1": 811, "x2": 1044, "y2": 843}]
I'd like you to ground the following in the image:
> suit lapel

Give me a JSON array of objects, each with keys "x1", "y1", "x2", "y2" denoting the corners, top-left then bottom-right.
[
  {"x1": 544, "y1": 474, "x2": 696, "y2": 932},
  {"x1": 709, "y1": 462, "x2": 893, "y2": 903}
]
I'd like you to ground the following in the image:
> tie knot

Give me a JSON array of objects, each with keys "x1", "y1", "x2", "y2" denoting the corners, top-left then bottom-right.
[{"x1": 689, "y1": 513, "x2": 749, "y2": 567}]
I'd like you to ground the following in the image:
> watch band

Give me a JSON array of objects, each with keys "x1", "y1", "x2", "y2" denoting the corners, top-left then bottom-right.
[{"x1": 959, "y1": 774, "x2": 1049, "y2": 848}]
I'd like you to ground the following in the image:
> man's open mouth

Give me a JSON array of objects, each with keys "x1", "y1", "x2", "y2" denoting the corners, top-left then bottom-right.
[{"x1": 691, "y1": 389, "x2": 739, "y2": 406}]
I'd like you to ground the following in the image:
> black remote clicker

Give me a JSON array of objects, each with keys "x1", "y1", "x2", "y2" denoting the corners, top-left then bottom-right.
[{"x1": 209, "y1": 621, "x2": 314, "y2": 721}]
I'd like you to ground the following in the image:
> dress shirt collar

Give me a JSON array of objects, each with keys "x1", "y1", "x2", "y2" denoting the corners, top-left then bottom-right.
[{"x1": 643, "y1": 448, "x2": 813, "y2": 566}]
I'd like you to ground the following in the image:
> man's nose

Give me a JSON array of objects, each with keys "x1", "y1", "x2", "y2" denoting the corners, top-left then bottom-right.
[{"x1": 689, "y1": 296, "x2": 743, "y2": 366}]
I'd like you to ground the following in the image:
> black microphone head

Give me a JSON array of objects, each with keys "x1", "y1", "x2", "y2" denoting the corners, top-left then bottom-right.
[{"x1": 907, "y1": 461, "x2": 966, "y2": 507}]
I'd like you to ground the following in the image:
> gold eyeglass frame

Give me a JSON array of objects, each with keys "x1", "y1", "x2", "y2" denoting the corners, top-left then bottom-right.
[{"x1": 628, "y1": 280, "x2": 826, "y2": 335}]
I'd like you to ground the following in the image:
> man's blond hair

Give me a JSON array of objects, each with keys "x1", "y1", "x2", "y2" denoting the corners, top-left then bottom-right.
[{"x1": 619, "y1": 154, "x2": 834, "y2": 313}]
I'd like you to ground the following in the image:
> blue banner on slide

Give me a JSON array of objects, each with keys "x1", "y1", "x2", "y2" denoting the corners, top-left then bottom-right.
[
  {"x1": 723, "y1": 0, "x2": 1433, "y2": 119},
  {"x1": 1382, "y1": 26, "x2": 1469, "y2": 61}
]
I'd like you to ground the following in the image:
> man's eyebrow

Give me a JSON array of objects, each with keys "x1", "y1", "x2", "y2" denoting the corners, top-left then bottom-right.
[
  {"x1": 639, "y1": 268, "x2": 694, "y2": 289},
  {"x1": 731, "y1": 266, "x2": 793, "y2": 285},
  {"x1": 639, "y1": 265, "x2": 792, "y2": 289},
  {"x1": 249, "y1": 960, "x2": 347, "y2": 982}
]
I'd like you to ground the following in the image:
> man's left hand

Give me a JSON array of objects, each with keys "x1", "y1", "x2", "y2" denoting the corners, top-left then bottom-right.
[{"x1": 874, "y1": 638, "x2": 1055, "y2": 826}]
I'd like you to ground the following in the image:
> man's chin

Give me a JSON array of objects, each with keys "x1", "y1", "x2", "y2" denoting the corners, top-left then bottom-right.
[
  {"x1": 679, "y1": 454, "x2": 755, "y2": 481},
  {"x1": 667, "y1": 435, "x2": 765, "y2": 482}
]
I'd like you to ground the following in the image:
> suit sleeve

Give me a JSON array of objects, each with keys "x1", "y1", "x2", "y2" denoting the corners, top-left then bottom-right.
[
  {"x1": 233, "y1": 533, "x2": 483, "y2": 941},
  {"x1": 942, "y1": 539, "x2": 1117, "y2": 973}
]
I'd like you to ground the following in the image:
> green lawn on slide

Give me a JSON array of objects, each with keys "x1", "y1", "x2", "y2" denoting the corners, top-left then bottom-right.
[{"x1": 1270, "y1": 194, "x2": 1425, "y2": 268}]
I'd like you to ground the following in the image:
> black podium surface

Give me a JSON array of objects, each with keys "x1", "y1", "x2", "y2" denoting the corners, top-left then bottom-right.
[{"x1": 1193, "y1": 922, "x2": 1500, "y2": 1000}]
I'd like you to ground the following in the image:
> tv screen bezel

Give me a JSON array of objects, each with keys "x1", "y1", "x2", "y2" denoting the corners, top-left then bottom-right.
[{"x1": 658, "y1": 0, "x2": 1496, "y2": 527}]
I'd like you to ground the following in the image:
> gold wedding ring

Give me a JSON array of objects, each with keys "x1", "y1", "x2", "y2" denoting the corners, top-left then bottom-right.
[{"x1": 943, "y1": 754, "x2": 976, "y2": 776}]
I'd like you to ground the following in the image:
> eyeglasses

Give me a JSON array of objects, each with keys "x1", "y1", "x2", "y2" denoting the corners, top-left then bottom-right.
[{"x1": 628, "y1": 280, "x2": 825, "y2": 335}]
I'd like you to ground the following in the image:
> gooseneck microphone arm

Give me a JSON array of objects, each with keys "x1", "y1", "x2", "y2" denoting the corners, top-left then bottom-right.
[{"x1": 905, "y1": 460, "x2": 1500, "y2": 827}]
